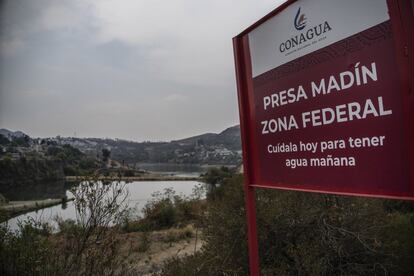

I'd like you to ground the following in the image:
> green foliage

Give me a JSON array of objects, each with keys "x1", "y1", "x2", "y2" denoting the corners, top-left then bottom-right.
[
  {"x1": 102, "y1": 148, "x2": 111, "y2": 162},
  {"x1": 0, "y1": 158, "x2": 64, "y2": 183},
  {"x1": 123, "y1": 188, "x2": 205, "y2": 232},
  {"x1": 56, "y1": 219, "x2": 80, "y2": 234},
  {"x1": 12, "y1": 135, "x2": 30, "y2": 147},
  {"x1": 383, "y1": 199, "x2": 414, "y2": 213},
  {"x1": 46, "y1": 146, "x2": 61, "y2": 156},
  {"x1": 0, "y1": 134, "x2": 9, "y2": 145},
  {"x1": 63, "y1": 165, "x2": 77, "y2": 176},
  {"x1": 0, "y1": 143, "x2": 98, "y2": 184},
  {"x1": 160, "y1": 174, "x2": 414, "y2": 275},
  {"x1": 47, "y1": 144, "x2": 82, "y2": 160},
  {"x1": 202, "y1": 166, "x2": 232, "y2": 186},
  {"x1": 0, "y1": 219, "x2": 54, "y2": 276},
  {"x1": 123, "y1": 169, "x2": 135, "y2": 177},
  {"x1": 145, "y1": 198, "x2": 177, "y2": 229}
]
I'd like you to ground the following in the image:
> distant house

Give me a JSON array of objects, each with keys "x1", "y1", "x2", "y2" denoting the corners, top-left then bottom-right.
[{"x1": 214, "y1": 148, "x2": 233, "y2": 157}]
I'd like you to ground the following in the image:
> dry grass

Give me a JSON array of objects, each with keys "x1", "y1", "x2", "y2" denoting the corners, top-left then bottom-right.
[{"x1": 116, "y1": 225, "x2": 203, "y2": 275}]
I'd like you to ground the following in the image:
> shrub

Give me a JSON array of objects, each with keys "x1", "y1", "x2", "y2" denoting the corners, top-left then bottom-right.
[
  {"x1": 63, "y1": 165, "x2": 77, "y2": 176},
  {"x1": 0, "y1": 219, "x2": 54, "y2": 276},
  {"x1": 132, "y1": 188, "x2": 205, "y2": 232},
  {"x1": 162, "y1": 226, "x2": 194, "y2": 243},
  {"x1": 0, "y1": 181, "x2": 131, "y2": 275},
  {"x1": 159, "y1": 173, "x2": 414, "y2": 275},
  {"x1": 123, "y1": 170, "x2": 135, "y2": 177},
  {"x1": 202, "y1": 166, "x2": 232, "y2": 186},
  {"x1": 137, "y1": 231, "x2": 151, "y2": 253}
]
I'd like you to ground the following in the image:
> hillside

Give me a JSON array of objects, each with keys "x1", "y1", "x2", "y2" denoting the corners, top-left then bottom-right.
[
  {"x1": 54, "y1": 125, "x2": 242, "y2": 165},
  {"x1": 175, "y1": 125, "x2": 241, "y2": 150},
  {"x1": 0, "y1": 125, "x2": 242, "y2": 165},
  {"x1": 0, "y1": 131, "x2": 99, "y2": 193},
  {"x1": 0, "y1": 129, "x2": 27, "y2": 140}
]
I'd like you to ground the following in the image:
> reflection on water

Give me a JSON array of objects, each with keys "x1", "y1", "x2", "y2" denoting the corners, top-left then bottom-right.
[
  {"x1": 0, "y1": 164, "x2": 209, "y2": 202},
  {"x1": 6, "y1": 181, "x2": 203, "y2": 231},
  {"x1": 0, "y1": 180, "x2": 75, "y2": 201}
]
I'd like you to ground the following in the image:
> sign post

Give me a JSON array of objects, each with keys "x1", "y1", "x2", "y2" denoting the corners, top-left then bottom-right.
[
  {"x1": 234, "y1": 34, "x2": 261, "y2": 275},
  {"x1": 233, "y1": 0, "x2": 414, "y2": 275}
]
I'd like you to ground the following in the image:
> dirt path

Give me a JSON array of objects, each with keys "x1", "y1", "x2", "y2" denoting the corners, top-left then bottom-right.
[{"x1": 117, "y1": 225, "x2": 204, "y2": 275}]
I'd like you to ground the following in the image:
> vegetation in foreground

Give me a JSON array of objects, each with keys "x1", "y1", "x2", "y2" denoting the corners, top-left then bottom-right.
[
  {"x1": 159, "y1": 168, "x2": 414, "y2": 275},
  {"x1": 1, "y1": 168, "x2": 414, "y2": 275},
  {"x1": 0, "y1": 180, "x2": 205, "y2": 275},
  {"x1": 0, "y1": 181, "x2": 131, "y2": 275}
]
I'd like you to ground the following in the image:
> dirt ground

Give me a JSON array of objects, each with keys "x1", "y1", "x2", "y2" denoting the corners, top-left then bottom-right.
[{"x1": 117, "y1": 225, "x2": 204, "y2": 275}]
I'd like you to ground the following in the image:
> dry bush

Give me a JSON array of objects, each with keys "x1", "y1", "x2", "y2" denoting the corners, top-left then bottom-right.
[
  {"x1": 0, "y1": 180, "x2": 132, "y2": 276},
  {"x1": 159, "y1": 173, "x2": 414, "y2": 276}
]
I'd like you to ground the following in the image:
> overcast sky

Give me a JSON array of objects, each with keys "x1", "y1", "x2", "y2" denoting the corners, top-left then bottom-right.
[{"x1": 0, "y1": 0, "x2": 284, "y2": 141}]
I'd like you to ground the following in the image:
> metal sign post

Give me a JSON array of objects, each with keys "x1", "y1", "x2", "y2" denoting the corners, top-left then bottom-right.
[{"x1": 234, "y1": 34, "x2": 260, "y2": 275}]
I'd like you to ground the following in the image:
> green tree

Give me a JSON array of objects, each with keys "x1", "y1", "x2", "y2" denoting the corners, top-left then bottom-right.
[
  {"x1": 102, "y1": 148, "x2": 111, "y2": 162},
  {"x1": 0, "y1": 134, "x2": 9, "y2": 145}
]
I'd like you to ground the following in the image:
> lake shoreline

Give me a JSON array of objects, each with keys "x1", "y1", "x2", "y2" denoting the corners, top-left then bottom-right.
[
  {"x1": 1, "y1": 175, "x2": 203, "y2": 223},
  {"x1": 0, "y1": 197, "x2": 74, "y2": 222},
  {"x1": 65, "y1": 175, "x2": 202, "y2": 182},
  {"x1": 4, "y1": 180, "x2": 203, "y2": 230},
  {"x1": 1, "y1": 175, "x2": 202, "y2": 222}
]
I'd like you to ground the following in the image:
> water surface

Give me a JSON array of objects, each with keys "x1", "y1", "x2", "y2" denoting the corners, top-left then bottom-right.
[{"x1": 6, "y1": 180, "x2": 203, "y2": 231}]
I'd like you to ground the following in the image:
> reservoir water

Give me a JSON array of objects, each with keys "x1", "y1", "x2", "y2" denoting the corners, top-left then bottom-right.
[{"x1": 5, "y1": 180, "x2": 204, "y2": 231}]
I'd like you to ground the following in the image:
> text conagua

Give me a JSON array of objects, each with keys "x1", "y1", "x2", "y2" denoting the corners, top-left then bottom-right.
[{"x1": 279, "y1": 21, "x2": 332, "y2": 53}]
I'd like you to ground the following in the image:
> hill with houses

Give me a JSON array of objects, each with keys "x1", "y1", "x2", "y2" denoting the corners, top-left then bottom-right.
[{"x1": 0, "y1": 125, "x2": 242, "y2": 166}]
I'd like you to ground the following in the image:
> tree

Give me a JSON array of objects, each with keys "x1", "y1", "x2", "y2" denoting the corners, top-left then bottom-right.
[
  {"x1": 0, "y1": 134, "x2": 9, "y2": 145},
  {"x1": 102, "y1": 148, "x2": 111, "y2": 162}
]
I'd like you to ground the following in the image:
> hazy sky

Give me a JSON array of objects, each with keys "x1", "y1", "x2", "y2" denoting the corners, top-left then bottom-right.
[{"x1": 0, "y1": 0, "x2": 284, "y2": 141}]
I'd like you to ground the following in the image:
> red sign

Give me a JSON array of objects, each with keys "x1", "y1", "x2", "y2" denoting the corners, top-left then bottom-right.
[{"x1": 234, "y1": 0, "x2": 414, "y2": 199}]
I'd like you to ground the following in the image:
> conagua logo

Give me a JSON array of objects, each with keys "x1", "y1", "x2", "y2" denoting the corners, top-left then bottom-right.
[
  {"x1": 294, "y1": 7, "x2": 306, "y2": 30},
  {"x1": 278, "y1": 8, "x2": 332, "y2": 53}
]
